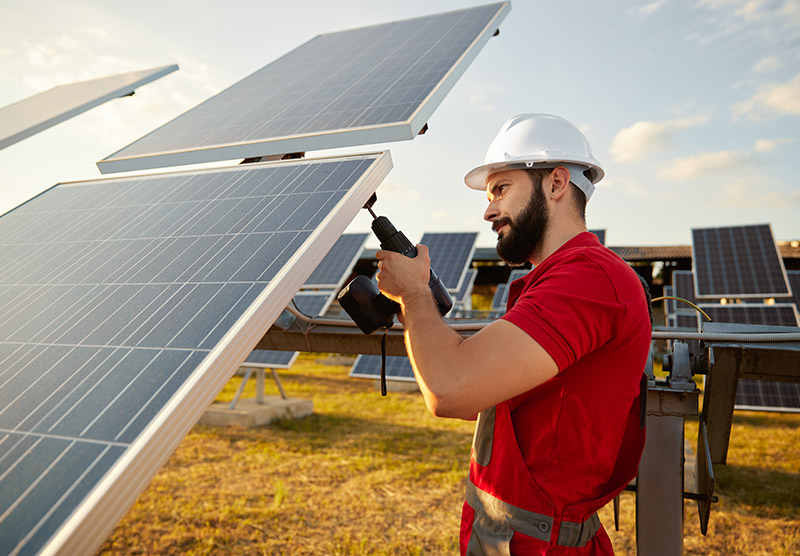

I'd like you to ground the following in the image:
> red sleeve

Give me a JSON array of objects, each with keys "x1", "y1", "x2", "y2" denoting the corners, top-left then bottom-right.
[{"x1": 501, "y1": 255, "x2": 627, "y2": 372}]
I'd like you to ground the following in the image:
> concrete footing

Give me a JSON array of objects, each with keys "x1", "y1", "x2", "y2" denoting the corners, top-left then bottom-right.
[{"x1": 199, "y1": 396, "x2": 313, "y2": 428}]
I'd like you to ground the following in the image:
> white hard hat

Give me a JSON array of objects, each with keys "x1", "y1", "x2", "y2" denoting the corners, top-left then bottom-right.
[{"x1": 464, "y1": 113, "x2": 604, "y2": 201}]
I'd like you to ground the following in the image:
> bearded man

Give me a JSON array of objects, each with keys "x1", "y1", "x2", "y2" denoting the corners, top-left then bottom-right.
[{"x1": 375, "y1": 114, "x2": 652, "y2": 555}]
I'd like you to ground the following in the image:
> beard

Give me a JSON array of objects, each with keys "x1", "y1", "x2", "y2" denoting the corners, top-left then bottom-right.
[{"x1": 494, "y1": 181, "x2": 549, "y2": 265}]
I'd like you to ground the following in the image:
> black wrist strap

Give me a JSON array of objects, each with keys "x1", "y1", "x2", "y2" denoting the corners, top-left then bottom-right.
[{"x1": 380, "y1": 329, "x2": 388, "y2": 396}]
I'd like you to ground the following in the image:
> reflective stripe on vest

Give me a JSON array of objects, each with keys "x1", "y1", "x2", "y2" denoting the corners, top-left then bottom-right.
[{"x1": 466, "y1": 479, "x2": 601, "y2": 548}]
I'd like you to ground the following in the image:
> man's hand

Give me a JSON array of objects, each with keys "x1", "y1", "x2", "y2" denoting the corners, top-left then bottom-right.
[{"x1": 375, "y1": 244, "x2": 432, "y2": 308}]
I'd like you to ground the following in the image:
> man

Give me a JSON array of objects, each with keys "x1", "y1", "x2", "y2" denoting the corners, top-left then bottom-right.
[{"x1": 375, "y1": 114, "x2": 651, "y2": 555}]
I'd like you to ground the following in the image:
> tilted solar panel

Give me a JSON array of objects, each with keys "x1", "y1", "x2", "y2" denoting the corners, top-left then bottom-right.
[
  {"x1": 491, "y1": 282, "x2": 509, "y2": 311},
  {"x1": 698, "y1": 302, "x2": 800, "y2": 413},
  {"x1": 97, "y1": 3, "x2": 510, "y2": 174},
  {"x1": 0, "y1": 152, "x2": 390, "y2": 555},
  {"x1": 672, "y1": 270, "x2": 697, "y2": 312},
  {"x1": 691, "y1": 224, "x2": 791, "y2": 299},
  {"x1": 420, "y1": 232, "x2": 478, "y2": 293},
  {"x1": 349, "y1": 354, "x2": 415, "y2": 382},
  {"x1": 0, "y1": 65, "x2": 178, "y2": 151},
  {"x1": 302, "y1": 233, "x2": 367, "y2": 289}
]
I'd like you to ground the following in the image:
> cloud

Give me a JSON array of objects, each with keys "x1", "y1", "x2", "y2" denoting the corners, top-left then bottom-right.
[
  {"x1": 638, "y1": 0, "x2": 668, "y2": 16},
  {"x1": 751, "y1": 56, "x2": 780, "y2": 73},
  {"x1": 432, "y1": 210, "x2": 453, "y2": 223},
  {"x1": 753, "y1": 137, "x2": 795, "y2": 151},
  {"x1": 658, "y1": 149, "x2": 758, "y2": 181},
  {"x1": 733, "y1": 73, "x2": 800, "y2": 120},
  {"x1": 719, "y1": 183, "x2": 800, "y2": 207},
  {"x1": 609, "y1": 115, "x2": 709, "y2": 162},
  {"x1": 376, "y1": 180, "x2": 421, "y2": 201}
]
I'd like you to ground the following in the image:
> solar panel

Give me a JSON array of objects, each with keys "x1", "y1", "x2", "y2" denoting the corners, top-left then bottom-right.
[
  {"x1": 672, "y1": 270, "x2": 697, "y2": 312},
  {"x1": 302, "y1": 233, "x2": 367, "y2": 289},
  {"x1": 691, "y1": 224, "x2": 791, "y2": 299},
  {"x1": 491, "y1": 282, "x2": 509, "y2": 311},
  {"x1": 589, "y1": 229, "x2": 606, "y2": 245},
  {"x1": 663, "y1": 285, "x2": 675, "y2": 316},
  {"x1": 97, "y1": 3, "x2": 511, "y2": 174},
  {"x1": 699, "y1": 302, "x2": 800, "y2": 413},
  {"x1": 699, "y1": 303, "x2": 800, "y2": 327},
  {"x1": 786, "y1": 271, "x2": 800, "y2": 315},
  {"x1": 508, "y1": 268, "x2": 529, "y2": 283},
  {"x1": 0, "y1": 151, "x2": 391, "y2": 555},
  {"x1": 0, "y1": 65, "x2": 178, "y2": 151},
  {"x1": 420, "y1": 232, "x2": 478, "y2": 293},
  {"x1": 349, "y1": 354, "x2": 415, "y2": 382},
  {"x1": 243, "y1": 291, "x2": 336, "y2": 369}
]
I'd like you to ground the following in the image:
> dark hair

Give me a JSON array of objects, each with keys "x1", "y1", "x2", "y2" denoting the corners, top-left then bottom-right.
[{"x1": 524, "y1": 168, "x2": 586, "y2": 222}]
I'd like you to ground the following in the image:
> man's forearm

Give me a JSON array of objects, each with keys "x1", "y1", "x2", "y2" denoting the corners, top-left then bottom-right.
[{"x1": 400, "y1": 290, "x2": 471, "y2": 418}]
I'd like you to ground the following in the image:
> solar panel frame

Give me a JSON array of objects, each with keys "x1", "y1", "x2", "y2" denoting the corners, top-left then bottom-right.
[
  {"x1": 96, "y1": 3, "x2": 511, "y2": 174},
  {"x1": 0, "y1": 65, "x2": 178, "y2": 151},
  {"x1": 589, "y1": 229, "x2": 606, "y2": 245},
  {"x1": 0, "y1": 151, "x2": 391, "y2": 555},
  {"x1": 691, "y1": 224, "x2": 791, "y2": 299},
  {"x1": 420, "y1": 232, "x2": 478, "y2": 293}
]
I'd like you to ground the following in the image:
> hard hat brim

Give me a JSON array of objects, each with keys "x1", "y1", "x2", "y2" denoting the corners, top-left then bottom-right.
[{"x1": 464, "y1": 160, "x2": 605, "y2": 191}]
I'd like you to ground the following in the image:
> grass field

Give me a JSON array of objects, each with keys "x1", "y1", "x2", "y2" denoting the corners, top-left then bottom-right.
[{"x1": 99, "y1": 354, "x2": 800, "y2": 555}]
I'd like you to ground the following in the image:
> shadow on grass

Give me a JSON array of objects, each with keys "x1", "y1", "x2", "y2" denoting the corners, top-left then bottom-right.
[{"x1": 716, "y1": 464, "x2": 800, "y2": 518}]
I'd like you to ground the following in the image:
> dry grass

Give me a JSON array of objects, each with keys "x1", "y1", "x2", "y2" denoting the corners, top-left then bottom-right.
[{"x1": 99, "y1": 354, "x2": 800, "y2": 555}]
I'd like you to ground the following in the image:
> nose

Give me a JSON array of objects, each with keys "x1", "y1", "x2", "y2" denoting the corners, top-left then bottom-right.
[{"x1": 483, "y1": 200, "x2": 499, "y2": 223}]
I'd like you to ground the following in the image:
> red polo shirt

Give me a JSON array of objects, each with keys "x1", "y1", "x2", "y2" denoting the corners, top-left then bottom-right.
[{"x1": 501, "y1": 232, "x2": 651, "y2": 510}]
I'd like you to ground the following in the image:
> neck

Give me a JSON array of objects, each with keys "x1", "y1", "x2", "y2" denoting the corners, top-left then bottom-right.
[{"x1": 529, "y1": 218, "x2": 587, "y2": 266}]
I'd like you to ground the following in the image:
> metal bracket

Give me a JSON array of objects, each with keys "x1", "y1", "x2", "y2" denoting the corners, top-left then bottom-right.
[{"x1": 230, "y1": 366, "x2": 288, "y2": 409}]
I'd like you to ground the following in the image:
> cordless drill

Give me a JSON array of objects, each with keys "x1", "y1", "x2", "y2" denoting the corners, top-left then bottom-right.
[{"x1": 338, "y1": 194, "x2": 453, "y2": 334}]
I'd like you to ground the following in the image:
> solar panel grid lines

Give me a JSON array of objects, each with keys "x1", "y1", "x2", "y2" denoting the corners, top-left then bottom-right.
[
  {"x1": 0, "y1": 65, "x2": 178, "y2": 151},
  {"x1": 97, "y1": 3, "x2": 511, "y2": 174},
  {"x1": 691, "y1": 224, "x2": 791, "y2": 299},
  {"x1": 0, "y1": 151, "x2": 391, "y2": 556},
  {"x1": 698, "y1": 303, "x2": 800, "y2": 327},
  {"x1": 419, "y1": 231, "x2": 478, "y2": 293}
]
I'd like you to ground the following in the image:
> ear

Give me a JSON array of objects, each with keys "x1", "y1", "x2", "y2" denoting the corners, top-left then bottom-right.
[{"x1": 548, "y1": 166, "x2": 571, "y2": 200}]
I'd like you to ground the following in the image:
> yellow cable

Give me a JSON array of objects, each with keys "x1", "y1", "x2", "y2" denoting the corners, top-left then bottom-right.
[{"x1": 651, "y1": 296, "x2": 713, "y2": 322}]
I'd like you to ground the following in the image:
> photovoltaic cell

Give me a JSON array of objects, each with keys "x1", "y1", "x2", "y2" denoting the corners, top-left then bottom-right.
[
  {"x1": 302, "y1": 233, "x2": 367, "y2": 289},
  {"x1": 0, "y1": 65, "x2": 178, "y2": 151},
  {"x1": 698, "y1": 302, "x2": 800, "y2": 413},
  {"x1": 420, "y1": 232, "x2": 478, "y2": 293},
  {"x1": 97, "y1": 3, "x2": 510, "y2": 174},
  {"x1": 691, "y1": 224, "x2": 791, "y2": 299},
  {"x1": 349, "y1": 354, "x2": 415, "y2": 382},
  {"x1": 0, "y1": 152, "x2": 390, "y2": 555},
  {"x1": 244, "y1": 292, "x2": 336, "y2": 369}
]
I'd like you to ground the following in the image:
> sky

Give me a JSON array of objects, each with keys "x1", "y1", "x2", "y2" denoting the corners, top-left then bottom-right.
[{"x1": 1, "y1": 0, "x2": 799, "y2": 249}]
